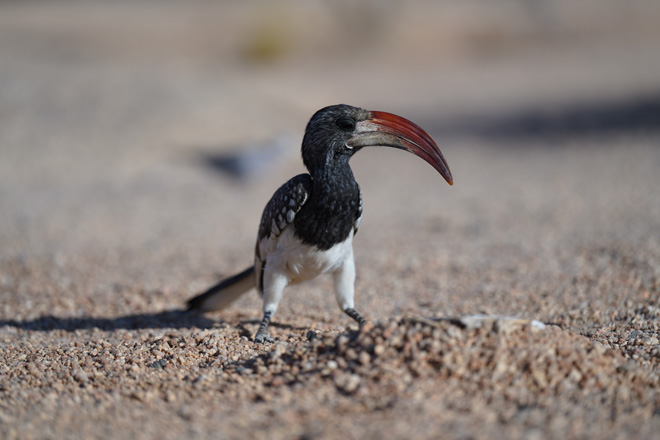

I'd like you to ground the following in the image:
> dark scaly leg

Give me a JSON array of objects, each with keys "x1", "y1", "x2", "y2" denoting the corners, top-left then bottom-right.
[
  {"x1": 254, "y1": 310, "x2": 274, "y2": 343},
  {"x1": 344, "y1": 307, "x2": 367, "y2": 327}
]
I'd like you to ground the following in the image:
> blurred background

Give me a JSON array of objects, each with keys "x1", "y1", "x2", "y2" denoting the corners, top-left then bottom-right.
[
  {"x1": 3, "y1": 4, "x2": 660, "y2": 438},
  {"x1": 1, "y1": 0, "x2": 659, "y2": 320}
]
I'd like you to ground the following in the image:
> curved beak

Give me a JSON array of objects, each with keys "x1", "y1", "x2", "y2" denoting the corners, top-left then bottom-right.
[{"x1": 347, "y1": 110, "x2": 453, "y2": 185}]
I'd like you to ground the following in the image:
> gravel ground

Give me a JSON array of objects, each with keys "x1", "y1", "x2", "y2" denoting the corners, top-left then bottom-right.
[{"x1": 1, "y1": 2, "x2": 660, "y2": 439}]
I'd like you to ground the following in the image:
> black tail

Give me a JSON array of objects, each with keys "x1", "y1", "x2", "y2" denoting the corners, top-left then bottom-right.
[{"x1": 186, "y1": 266, "x2": 255, "y2": 312}]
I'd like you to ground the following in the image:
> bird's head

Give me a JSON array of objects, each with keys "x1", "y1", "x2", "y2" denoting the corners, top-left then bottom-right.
[{"x1": 302, "y1": 104, "x2": 453, "y2": 185}]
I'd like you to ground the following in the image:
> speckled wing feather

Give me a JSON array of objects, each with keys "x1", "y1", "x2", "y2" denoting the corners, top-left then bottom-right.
[
  {"x1": 353, "y1": 187, "x2": 363, "y2": 235},
  {"x1": 255, "y1": 174, "x2": 312, "y2": 293}
]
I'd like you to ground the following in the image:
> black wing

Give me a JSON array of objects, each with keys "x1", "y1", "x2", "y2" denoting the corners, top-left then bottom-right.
[
  {"x1": 255, "y1": 174, "x2": 313, "y2": 292},
  {"x1": 353, "y1": 185, "x2": 363, "y2": 235}
]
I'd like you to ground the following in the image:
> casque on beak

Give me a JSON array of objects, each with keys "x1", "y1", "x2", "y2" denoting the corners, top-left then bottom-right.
[{"x1": 347, "y1": 110, "x2": 453, "y2": 185}]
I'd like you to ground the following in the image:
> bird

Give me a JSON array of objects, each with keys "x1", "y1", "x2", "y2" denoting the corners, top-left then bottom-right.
[{"x1": 187, "y1": 104, "x2": 453, "y2": 343}]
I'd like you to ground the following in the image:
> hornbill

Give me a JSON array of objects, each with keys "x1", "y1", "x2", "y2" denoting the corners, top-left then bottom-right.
[{"x1": 187, "y1": 104, "x2": 453, "y2": 343}]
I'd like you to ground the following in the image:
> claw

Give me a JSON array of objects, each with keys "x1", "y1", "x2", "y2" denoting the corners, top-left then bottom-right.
[{"x1": 254, "y1": 333, "x2": 274, "y2": 344}]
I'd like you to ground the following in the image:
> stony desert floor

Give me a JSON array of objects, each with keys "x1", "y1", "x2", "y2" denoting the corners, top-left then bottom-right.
[{"x1": 1, "y1": 2, "x2": 659, "y2": 439}]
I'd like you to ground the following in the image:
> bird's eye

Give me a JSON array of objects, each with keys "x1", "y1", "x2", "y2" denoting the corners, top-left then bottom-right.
[{"x1": 335, "y1": 116, "x2": 356, "y2": 132}]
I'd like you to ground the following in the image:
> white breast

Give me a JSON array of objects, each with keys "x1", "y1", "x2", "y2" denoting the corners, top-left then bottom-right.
[{"x1": 265, "y1": 227, "x2": 354, "y2": 284}]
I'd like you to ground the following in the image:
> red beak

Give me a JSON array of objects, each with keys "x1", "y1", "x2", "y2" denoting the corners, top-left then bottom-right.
[{"x1": 347, "y1": 110, "x2": 453, "y2": 185}]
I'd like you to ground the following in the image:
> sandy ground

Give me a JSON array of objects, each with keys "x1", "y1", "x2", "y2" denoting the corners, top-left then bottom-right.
[{"x1": 1, "y1": 1, "x2": 659, "y2": 439}]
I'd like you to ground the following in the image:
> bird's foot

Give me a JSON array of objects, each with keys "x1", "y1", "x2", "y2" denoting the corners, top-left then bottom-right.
[
  {"x1": 254, "y1": 311, "x2": 274, "y2": 344},
  {"x1": 254, "y1": 331, "x2": 274, "y2": 344}
]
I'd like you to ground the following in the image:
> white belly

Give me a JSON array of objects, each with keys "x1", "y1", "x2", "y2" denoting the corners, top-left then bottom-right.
[{"x1": 267, "y1": 227, "x2": 354, "y2": 284}]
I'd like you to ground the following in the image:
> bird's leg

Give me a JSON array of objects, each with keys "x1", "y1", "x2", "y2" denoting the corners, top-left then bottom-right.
[
  {"x1": 254, "y1": 269, "x2": 287, "y2": 343},
  {"x1": 333, "y1": 248, "x2": 367, "y2": 328},
  {"x1": 344, "y1": 307, "x2": 367, "y2": 326},
  {"x1": 254, "y1": 311, "x2": 274, "y2": 344}
]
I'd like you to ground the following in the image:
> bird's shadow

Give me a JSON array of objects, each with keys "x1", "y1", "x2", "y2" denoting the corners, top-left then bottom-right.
[
  {"x1": 0, "y1": 310, "x2": 214, "y2": 332},
  {"x1": 0, "y1": 310, "x2": 309, "y2": 334}
]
